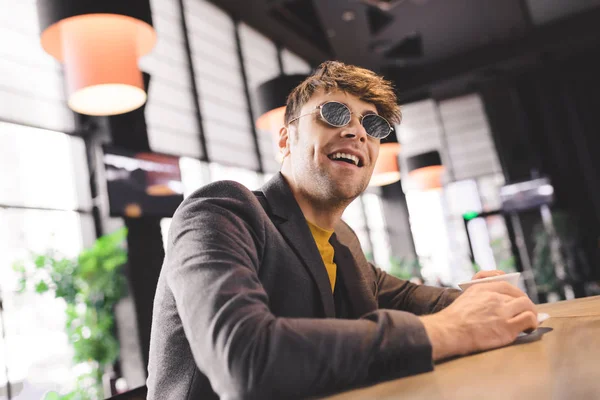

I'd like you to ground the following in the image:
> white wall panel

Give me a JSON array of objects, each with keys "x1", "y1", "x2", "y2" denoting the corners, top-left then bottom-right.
[
  {"x1": 142, "y1": 0, "x2": 201, "y2": 158},
  {"x1": 203, "y1": 119, "x2": 255, "y2": 149},
  {"x1": 201, "y1": 101, "x2": 250, "y2": 130},
  {"x1": 147, "y1": 127, "x2": 202, "y2": 158},
  {"x1": 0, "y1": 57, "x2": 64, "y2": 102},
  {"x1": 282, "y1": 49, "x2": 312, "y2": 75},
  {"x1": 0, "y1": 93, "x2": 74, "y2": 133},
  {"x1": 145, "y1": 103, "x2": 199, "y2": 137},
  {"x1": 197, "y1": 77, "x2": 247, "y2": 109},
  {"x1": 0, "y1": 3, "x2": 73, "y2": 132},
  {"x1": 0, "y1": 122, "x2": 90, "y2": 211},
  {"x1": 209, "y1": 141, "x2": 259, "y2": 171},
  {"x1": 185, "y1": 0, "x2": 257, "y2": 169},
  {"x1": 397, "y1": 99, "x2": 446, "y2": 180},
  {"x1": 239, "y1": 23, "x2": 280, "y2": 171},
  {"x1": 150, "y1": 0, "x2": 181, "y2": 21},
  {"x1": 439, "y1": 94, "x2": 501, "y2": 181}
]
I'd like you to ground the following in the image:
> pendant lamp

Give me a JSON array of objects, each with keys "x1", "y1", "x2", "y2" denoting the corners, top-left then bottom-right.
[
  {"x1": 369, "y1": 128, "x2": 401, "y2": 186},
  {"x1": 37, "y1": 0, "x2": 157, "y2": 116},
  {"x1": 405, "y1": 150, "x2": 444, "y2": 191},
  {"x1": 256, "y1": 74, "x2": 308, "y2": 161}
]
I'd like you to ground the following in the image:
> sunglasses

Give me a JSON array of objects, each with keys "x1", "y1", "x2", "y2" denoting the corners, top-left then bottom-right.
[{"x1": 287, "y1": 101, "x2": 393, "y2": 140}]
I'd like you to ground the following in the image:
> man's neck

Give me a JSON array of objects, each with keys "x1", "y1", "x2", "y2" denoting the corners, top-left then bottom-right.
[
  {"x1": 281, "y1": 172, "x2": 347, "y2": 231},
  {"x1": 296, "y1": 195, "x2": 344, "y2": 231}
]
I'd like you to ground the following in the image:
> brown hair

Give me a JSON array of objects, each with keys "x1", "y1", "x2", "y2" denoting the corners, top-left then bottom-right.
[{"x1": 284, "y1": 60, "x2": 401, "y2": 126}]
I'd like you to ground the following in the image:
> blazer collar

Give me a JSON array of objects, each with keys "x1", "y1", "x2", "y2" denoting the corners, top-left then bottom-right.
[{"x1": 258, "y1": 173, "x2": 336, "y2": 318}]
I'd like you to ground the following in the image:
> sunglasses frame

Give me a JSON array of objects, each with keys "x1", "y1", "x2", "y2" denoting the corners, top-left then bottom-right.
[{"x1": 288, "y1": 101, "x2": 393, "y2": 140}]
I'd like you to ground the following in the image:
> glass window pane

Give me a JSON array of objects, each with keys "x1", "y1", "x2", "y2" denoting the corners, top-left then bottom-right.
[
  {"x1": 179, "y1": 156, "x2": 211, "y2": 197},
  {"x1": 445, "y1": 180, "x2": 482, "y2": 216},
  {"x1": 0, "y1": 209, "x2": 89, "y2": 396},
  {"x1": 0, "y1": 122, "x2": 91, "y2": 211},
  {"x1": 209, "y1": 163, "x2": 261, "y2": 190},
  {"x1": 362, "y1": 193, "x2": 385, "y2": 231},
  {"x1": 478, "y1": 173, "x2": 506, "y2": 211},
  {"x1": 342, "y1": 198, "x2": 366, "y2": 231},
  {"x1": 405, "y1": 190, "x2": 452, "y2": 285}
]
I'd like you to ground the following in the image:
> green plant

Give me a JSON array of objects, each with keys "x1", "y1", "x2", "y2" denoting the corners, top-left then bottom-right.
[
  {"x1": 13, "y1": 228, "x2": 128, "y2": 399},
  {"x1": 388, "y1": 256, "x2": 423, "y2": 282},
  {"x1": 489, "y1": 237, "x2": 516, "y2": 273},
  {"x1": 531, "y1": 211, "x2": 583, "y2": 295}
]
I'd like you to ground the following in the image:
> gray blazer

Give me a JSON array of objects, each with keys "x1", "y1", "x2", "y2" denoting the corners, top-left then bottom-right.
[{"x1": 147, "y1": 173, "x2": 460, "y2": 400}]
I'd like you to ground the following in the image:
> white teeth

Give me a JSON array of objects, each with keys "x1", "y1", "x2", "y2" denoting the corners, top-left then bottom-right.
[{"x1": 331, "y1": 152, "x2": 359, "y2": 166}]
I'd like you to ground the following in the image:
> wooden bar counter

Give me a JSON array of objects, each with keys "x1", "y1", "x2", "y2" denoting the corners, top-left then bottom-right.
[{"x1": 325, "y1": 296, "x2": 600, "y2": 400}]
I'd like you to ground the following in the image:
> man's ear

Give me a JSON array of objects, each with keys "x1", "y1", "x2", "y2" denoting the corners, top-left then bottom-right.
[{"x1": 279, "y1": 125, "x2": 291, "y2": 159}]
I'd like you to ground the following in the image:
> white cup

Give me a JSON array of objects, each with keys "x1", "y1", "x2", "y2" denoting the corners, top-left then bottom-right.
[
  {"x1": 457, "y1": 272, "x2": 550, "y2": 324},
  {"x1": 458, "y1": 272, "x2": 521, "y2": 291}
]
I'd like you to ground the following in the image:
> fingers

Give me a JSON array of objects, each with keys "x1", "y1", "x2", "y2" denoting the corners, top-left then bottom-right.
[
  {"x1": 472, "y1": 270, "x2": 506, "y2": 280},
  {"x1": 508, "y1": 311, "x2": 539, "y2": 335},
  {"x1": 468, "y1": 281, "x2": 528, "y2": 299},
  {"x1": 504, "y1": 296, "x2": 537, "y2": 318}
]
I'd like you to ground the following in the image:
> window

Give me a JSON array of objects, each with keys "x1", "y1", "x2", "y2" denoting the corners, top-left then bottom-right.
[
  {"x1": 0, "y1": 0, "x2": 74, "y2": 133},
  {"x1": 239, "y1": 23, "x2": 281, "y2": 173},
  {"x1": 405, "y1": 189, "x2": 453, "y2": 285},
  {"x1": 187, "y1": 2, "x2": 258, "y2": 170},
  {"x1": 399, "y1": 94, "x2": 508, "y2": 286},
  {"x1": 141, "y1": 0, "x2": 201, "y2": 158},
  {"x1": 0, "y1": 122, "x2": 94, "y2": 397}
]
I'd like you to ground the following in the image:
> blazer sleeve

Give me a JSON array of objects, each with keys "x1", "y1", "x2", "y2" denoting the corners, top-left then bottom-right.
[
  {"x1": 373, "y1": 264, "x2": 462, "y2": 314},
  {"x1": 164, "y1": 182, "x2": 436, "y2": 400}
]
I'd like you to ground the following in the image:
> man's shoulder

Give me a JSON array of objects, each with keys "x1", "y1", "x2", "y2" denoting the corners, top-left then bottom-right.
[
  {"x1": 187, "y1": 180, "x2": 258, "y2": 200},
  {"x1": 166, "y1": 180, "x2": 269, "y2": 245},
  {"x1": 172, "y1": 180, "x2": 265, "y2": 223}
]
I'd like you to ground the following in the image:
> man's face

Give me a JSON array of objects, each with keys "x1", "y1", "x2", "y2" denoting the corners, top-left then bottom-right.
[{"x1": 280, "y1": 90, "x2": 381, "y2": 204}]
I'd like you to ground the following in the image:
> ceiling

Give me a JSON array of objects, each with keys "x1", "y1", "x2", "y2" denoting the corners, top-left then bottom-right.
[{"x1": 210, "y1": 0, "x2": 600, "y2": 101}]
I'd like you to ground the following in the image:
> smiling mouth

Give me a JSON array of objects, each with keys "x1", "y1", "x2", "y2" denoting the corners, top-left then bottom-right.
[{"x1": 327, "y1": 152, "x2": 363, "y2": 167}]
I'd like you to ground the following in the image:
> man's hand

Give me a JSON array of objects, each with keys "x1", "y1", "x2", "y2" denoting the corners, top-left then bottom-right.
[
  {"x1": 419, "y1": 281, "x2": 538, "y2": 361},
  {"x1": 472, "y1": 270, "x2": 505, "y2": 280}
]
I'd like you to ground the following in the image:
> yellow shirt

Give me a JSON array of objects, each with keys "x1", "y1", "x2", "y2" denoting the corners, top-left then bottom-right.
[{"x1": 306, "y1": 220, "x2": 337, "y2": 292}]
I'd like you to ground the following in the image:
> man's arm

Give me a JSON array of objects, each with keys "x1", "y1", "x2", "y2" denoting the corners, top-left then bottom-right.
[
  {"x1": 373, "y1": 265, "x2": 461, "y2": 314},
  {"x1": 165, "y1": 183, "x2": 435, "y2": 399}
]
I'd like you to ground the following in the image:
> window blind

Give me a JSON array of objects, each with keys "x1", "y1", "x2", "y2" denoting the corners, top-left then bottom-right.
[
  {"x1": 239, "y1": 23, "x2": 280, "y2": 172},
  {"x1": 281, "y1": 48, "x2": 312, "y2": 75},
  {"x1": 438, "y1": 94, "x2": 501, "y2": 181},
  {"x1": 185, "y1": 1, "x2": 258, "y2": 170},
  {"x1": 0, "y1": 0, "x2": 74, "y2": 132},
  {"x1": 140, "y1": 0, "x2": 201, "y2": 158}
]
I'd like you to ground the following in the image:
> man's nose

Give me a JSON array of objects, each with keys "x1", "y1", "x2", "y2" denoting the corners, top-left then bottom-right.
[{"x1": 340, "y1": 116, "x2": 367, "y2": 142}]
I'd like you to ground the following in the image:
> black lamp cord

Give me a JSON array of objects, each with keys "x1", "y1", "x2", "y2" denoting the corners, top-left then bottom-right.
[{"x1": 0, "y1": 289, "x2": 12, "y2": 400}]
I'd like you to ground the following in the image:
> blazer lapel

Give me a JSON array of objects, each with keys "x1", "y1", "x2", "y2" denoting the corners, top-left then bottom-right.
[
  {"x1": 330, "y1": 231, "x2": 378, "y2": 318},
  {"x1": 258, "y1": 173, "x2": 336, "y2": 318}
]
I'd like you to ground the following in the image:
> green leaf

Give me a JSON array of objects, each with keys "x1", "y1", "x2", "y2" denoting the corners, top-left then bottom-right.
[
  {"x1": 44, "y1": 391, "x2": 61, "y2": 400},
  {"x1": 35, "y1": 280, "x2": 49, "y2": 294},
  {"x1": 19, "y1": 227, "x2": 128, "y2": 394},
  {"x1": 34, "y1": 255, "x2": 47, "y2": 269},
  {"x1": 12, "y1": 262, "x2": 26, "y2": 273}
]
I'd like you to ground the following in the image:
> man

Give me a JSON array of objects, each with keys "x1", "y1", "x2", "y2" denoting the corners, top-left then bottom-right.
[{"x1": 147, "y1": 61, "x2": 538, "y2": 399}]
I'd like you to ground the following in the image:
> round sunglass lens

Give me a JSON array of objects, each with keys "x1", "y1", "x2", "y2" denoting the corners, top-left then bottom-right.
[
  {"x1": 362, "y1": 114, "x2": 391, "y2": 139},
  {"x1": 321, "y1": 102, "x2": 351, "y2": 126}
]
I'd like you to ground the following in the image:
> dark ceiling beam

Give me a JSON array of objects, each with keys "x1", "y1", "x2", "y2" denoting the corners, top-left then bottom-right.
[{"x1": 387, "y1": 7, "x2": 600, "y2": 100}]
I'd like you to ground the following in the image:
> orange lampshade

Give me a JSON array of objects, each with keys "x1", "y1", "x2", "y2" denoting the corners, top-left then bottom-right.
[
  {"x1": 406, "y1": 165, "x2": 444, "y2": 191},
  {"x1": 370, "y1": 142, "x2": 401, "y2": 186},
  {"x1": 404, "y1": 150, "x2": 444, "y2": 191},
  {"x1": 38, "y1": 1, "x2": 156, "y2": 116}
]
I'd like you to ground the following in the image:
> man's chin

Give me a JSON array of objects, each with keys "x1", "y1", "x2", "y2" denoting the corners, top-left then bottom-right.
[{"x1": 329, "y1": 180, "x2": 367, "y2": 201}]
